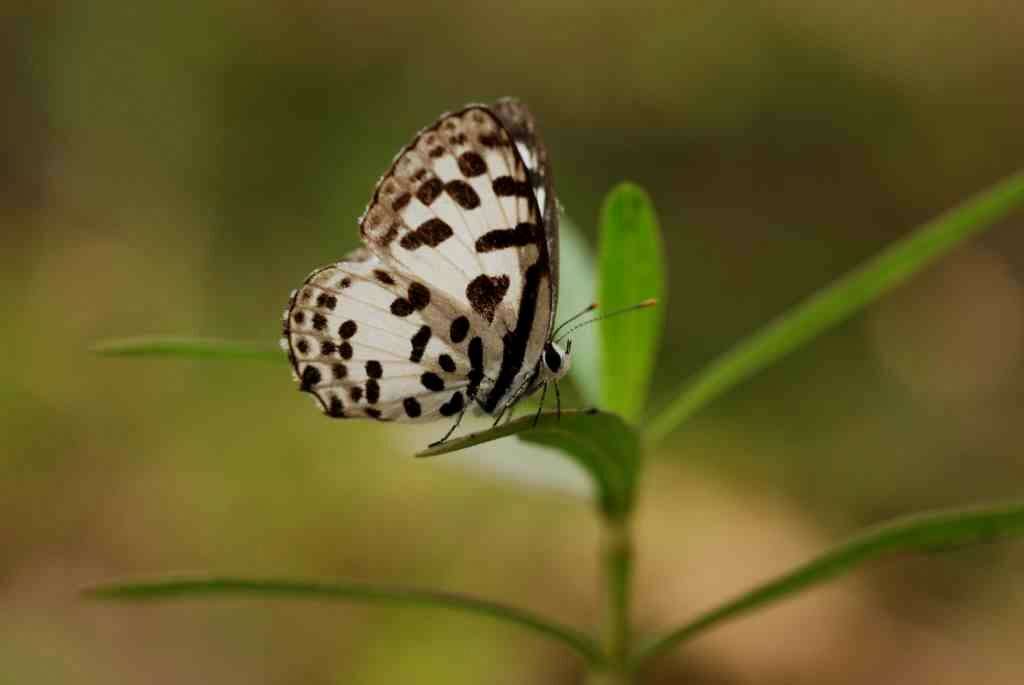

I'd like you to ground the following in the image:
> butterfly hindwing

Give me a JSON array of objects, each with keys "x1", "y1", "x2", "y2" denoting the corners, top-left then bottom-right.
[{"x1": 283, "y1": 249, "x2": 501, "y2": 422}]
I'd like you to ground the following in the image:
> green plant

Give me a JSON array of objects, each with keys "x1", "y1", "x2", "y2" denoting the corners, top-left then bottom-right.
[{"x1": 90, "y1": 172, "x2": 1024, "y2": 682}]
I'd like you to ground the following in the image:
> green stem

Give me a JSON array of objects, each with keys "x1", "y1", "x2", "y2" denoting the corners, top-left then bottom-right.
[{"x1": 589, "y1": 517, "x2": 634, "y2": 683}]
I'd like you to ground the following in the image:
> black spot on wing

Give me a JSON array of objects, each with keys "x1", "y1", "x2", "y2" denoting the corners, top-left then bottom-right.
[
  {"x1": 475, "y1": 223, "x2": 541, "y2": 253},
  {"x1": 445, "y1": 180, "x2": 480, "y2": 209},
  {"x1": 493, "y1": 176, "x2": 531, "y2": 197},
  {"x1": 421, "y1": 372, "x2": 445, "y2": 392},
  {"x1": 365, "y1": 360, "x2": 383, "y2": 379},
  {"x1": 391, "y1": 192, "x2": 411, "y2": 212},
  {"x1": 391, "y1": 298, "x2": 414, "y2": 317},
  {"x1": 327, "y1": 395, "x2": 345, "y2": 417},
  {"x1": 457, "y1": 151, "x2": 487, "y2": 177},
  {"x1": 400, "y1": 218, "x2": 453, "y2": 251},
  {"x1": 339, "y1": 342, "x2": 353, "y2": 360},
  {"x1": 469, "y1": 336, "x2": 484, "y2": 369},
  {"x1": 466, "y1": 274, "x2": 510, "y2": 324},
  {"x1": 403, "y1": 397, "x2": 422, "y2": 418},
  {"x1": 332, "y1": 363, "x2": 347, "y2": 379},
  {"x1": 374, "y1": 269, "x2": 395, "y2": 285},
  {"x1": 392, "y1": 282, "x2": 430, "y2": 319},
  {"x1": 410, "y1": 325, "x2": 431, "y2": 363},
  {"x1": 450, "y1": 316, "x2": 469, "y2": 344},
  {"x1": 399, "y1": 232, "x2": 422, "y2": 250},
  {"x1": 417, "y1": 219, "x2": 453, "y2": 247},
  {"x1": 440, "y1": 391, "x2": 464, "y2": 417},
  {"x1": 438, "y1": 354, "x2": 456, "y2": 373},
  {"x1": 312, "y1": 313, "x2": 327, "y2": 331},
  {"x1": 467, "y1": 336, "x2": 484, "y2": 399},
  {"x1": 339, "y1": 320, "x2": 357, "y2": 339},
  {"x1": 316, "y1": 293, "x2": 337, "y2": 310},
  {"x1": 416, "y1": 177, "x2": 443, "y2": 205},
  {"x1": 366, "y1": 379, "x2": 380, "y2": 404},
  {"x1": 300, "y1": 365, "x2": 321, "y2": 391},
  {"x1": 408, "y1": 282, "x2": 431, "y2": 310}
]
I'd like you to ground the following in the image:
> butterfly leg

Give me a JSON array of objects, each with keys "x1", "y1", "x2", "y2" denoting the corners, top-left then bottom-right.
[
  {"x1": 532, "y1": 383, "x2": 549, "y2": 427},
  {"x1": 554, "y1": 380, "x2": 562, "y2": 421},
  {"x1": 429, "y1": 403, "x2": 469, "y2": 448}
]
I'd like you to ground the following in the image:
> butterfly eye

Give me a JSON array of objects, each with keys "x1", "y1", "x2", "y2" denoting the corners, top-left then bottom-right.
[{"x1": 544, "y1": 344, "x2": 562, "y2": 373}]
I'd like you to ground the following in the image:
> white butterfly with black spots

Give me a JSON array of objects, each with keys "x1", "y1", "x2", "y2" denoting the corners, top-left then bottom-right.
[{"x1": 282, "y1": 98, "x2": 569, "y2": 444}]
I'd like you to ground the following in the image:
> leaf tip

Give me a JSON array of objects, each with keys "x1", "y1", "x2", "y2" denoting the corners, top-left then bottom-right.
[
  {"x1": 90, "y1": 340, "x2": 119, "y2": 356},
  {"x1": 81, "y1": 585, "x2": 117, "y2": 600}
]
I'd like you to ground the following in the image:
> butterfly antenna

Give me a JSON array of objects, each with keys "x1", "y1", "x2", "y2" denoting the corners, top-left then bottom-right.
[
  {"x1": 555, "y1": 299, "x2": 657, "y2": 343},
  {"x1": 552, "y1": 302, "x2": 599, "y2": 338}
]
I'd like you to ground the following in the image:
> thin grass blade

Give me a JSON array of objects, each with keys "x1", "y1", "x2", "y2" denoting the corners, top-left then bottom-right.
[
  {"x1": 86, "y1": 576, "x2": 604, "y2": 664},
  {"x1": 93, "y1": 336, "x2": 283, "y2": 362},
  {"x1": 631, "y1": 501, "x2": 1024, "y2": 667},
  {"x1": 646, "y1": 170, "x2": 1024, "y2": 443}
]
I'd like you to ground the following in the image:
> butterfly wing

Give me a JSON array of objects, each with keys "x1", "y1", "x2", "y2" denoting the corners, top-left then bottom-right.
[
  {"x1": 356, "y1": 104, "x2": 556, "y2": 415},
  {"x1": 491, "y1": 98, "x2": 559, "y2": 321},
  {"x1": 284, "y1": 102, "x2": 558, "y2": 421},
  {"x1": 283, "y1": 248, "x2": 492, "y2": 421}
]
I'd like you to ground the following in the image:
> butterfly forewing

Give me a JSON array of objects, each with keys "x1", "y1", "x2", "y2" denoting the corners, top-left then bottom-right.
[
  {"x1": 491, "y1": 98, "x2": 559, "y2": 313},
  {"x1": 284, "y1": 100, "x2": 558, "y2": 423}
]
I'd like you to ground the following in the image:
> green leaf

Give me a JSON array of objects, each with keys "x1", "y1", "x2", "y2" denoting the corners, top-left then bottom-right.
[
  {"x1": 598, "y1": 183, "x2": 665, "y2": 424},
  {"x1": 630, "y1": 501, "x2": 1024, "y2": 667},
  {"x1": 558, "y1": 214, "x2": 601, "y2": 406},
  {"x1": 419, "y1": 410, "x2": 641, "y2": 521},
  {"x1": 646, "y1": 169, "x2": 1024, "y2": 443},
  {"x1": 86, "y1": 576, "x2": 604, "y2": 665},
  {"x1": 92, "y1": 336, "x2": 283, "y2": 362}
]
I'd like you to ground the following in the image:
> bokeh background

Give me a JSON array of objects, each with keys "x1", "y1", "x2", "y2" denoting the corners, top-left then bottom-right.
[{"x1": 3, "y1": 1, "x2": 1024, "y2": 682}]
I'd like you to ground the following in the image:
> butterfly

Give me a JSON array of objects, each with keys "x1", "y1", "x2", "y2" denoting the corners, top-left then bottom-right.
[{"x1": 282, "y1": 98, "x2": 575, "y2": 445}]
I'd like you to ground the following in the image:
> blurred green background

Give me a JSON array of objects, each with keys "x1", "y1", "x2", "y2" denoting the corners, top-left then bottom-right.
[{"x1": 3, "y1": 1, "x2": 1024, "y2": 682}]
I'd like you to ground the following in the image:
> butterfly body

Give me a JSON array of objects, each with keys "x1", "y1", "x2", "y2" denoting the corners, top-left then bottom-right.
[{"x1": 282, "y1": 99, "x2": 567, "y2": 434}]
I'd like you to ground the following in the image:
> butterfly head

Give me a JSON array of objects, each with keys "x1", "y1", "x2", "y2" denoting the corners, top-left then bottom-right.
[{"x1": 540, "y1": 340, "x2": 571, "y2": 384}]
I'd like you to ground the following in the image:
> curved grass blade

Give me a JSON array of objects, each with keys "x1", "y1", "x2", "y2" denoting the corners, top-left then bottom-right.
[
  {"x1": 630, "y1": 501, "x2": 1024, "y2": 668},
  {"x1": 598, "y1": 183, "x2": 664, "y2": 424},
  {"x1": 646, "y1": 170, "x2": 1024, "y2": 443},
  {"x1": 93, "y1": 336, "x2": 283, "y2": 362},
  {"x1": 86, "y1": 576, "x2": 604, "y2": 665},
  {"x1": 419, "y1": 410, "x2": 641, "y2": 521}
]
